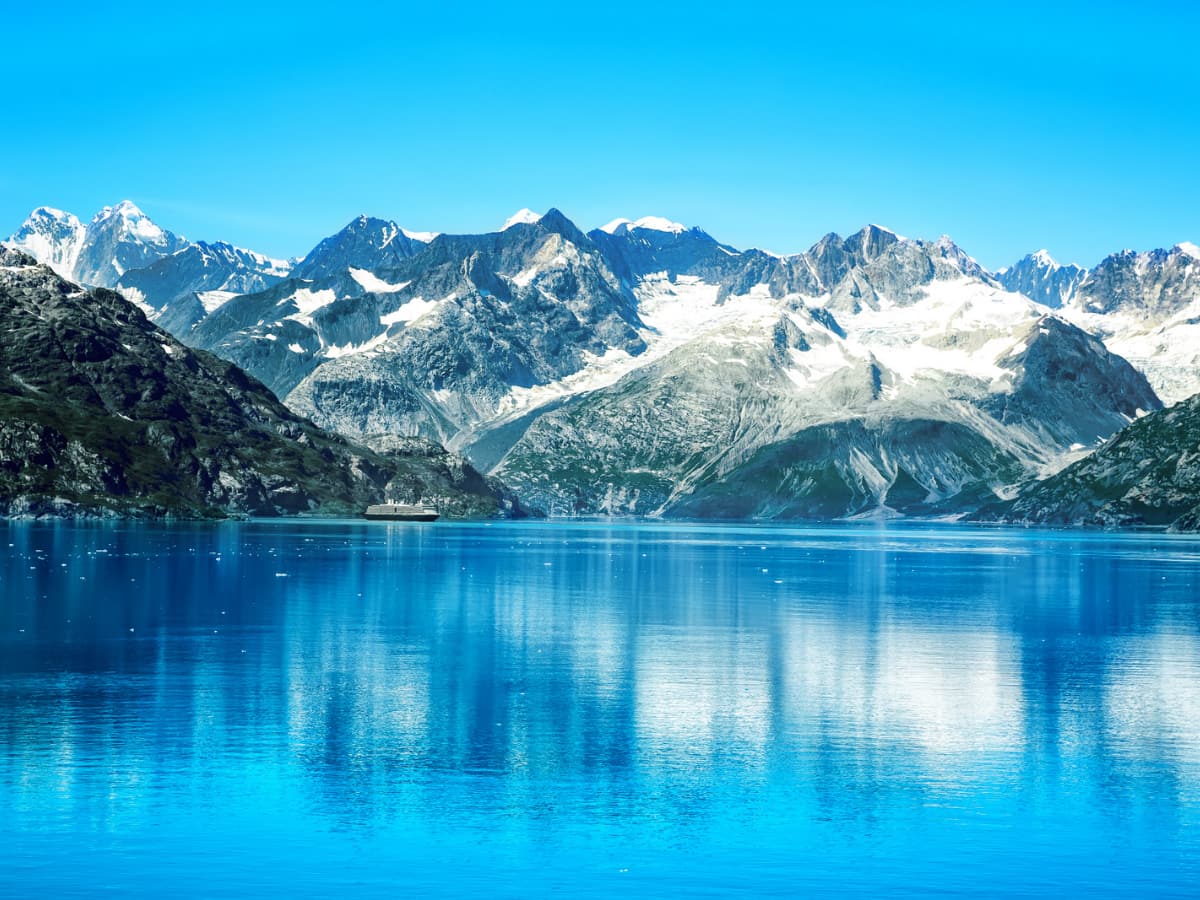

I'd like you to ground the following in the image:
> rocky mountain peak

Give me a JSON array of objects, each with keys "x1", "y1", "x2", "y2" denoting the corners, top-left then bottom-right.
[
  {"x1": 291, "y1": 214, "x2": 423, "y2": 281},
  {"x1": 997, "y1": 249, "x2": 1086, "y2": 309},
  {"x1": 73, "y1": 200, "x2": 188, "y2": 287},
  {"x1": 847, "y1": 223, "x2": 903, "y2": 256}
]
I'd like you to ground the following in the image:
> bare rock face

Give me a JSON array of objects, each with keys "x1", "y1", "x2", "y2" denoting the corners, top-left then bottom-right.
[
  {"x1": 0, "y1": 249, "x2": 520, "y2": 519},
  {"x1": 997, "y1": 250, "x2": 1086, "y2": 309}
]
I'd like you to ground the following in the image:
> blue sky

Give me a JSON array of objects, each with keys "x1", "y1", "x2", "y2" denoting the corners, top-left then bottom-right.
[{"x1": 2, "y1": 1, "x2": 1196, "y2": 269}]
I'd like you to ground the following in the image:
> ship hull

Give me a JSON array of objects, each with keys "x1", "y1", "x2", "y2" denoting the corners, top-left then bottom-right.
[{"x1": 363, "y1": 511, "x2": 439, "y2": 522}]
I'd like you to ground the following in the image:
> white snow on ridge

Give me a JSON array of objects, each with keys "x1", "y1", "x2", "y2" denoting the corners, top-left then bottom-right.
[
  {"x1": 631, "y1": 216, "x2": 686, "y2": 233},
  {"x1": 33, "y1": 206, "x2": 72, "y2": 219},
  {"x1": 324, "y1": 331, "x2": 393, "y2": 358},
  {"x1": 598, "y1": 218, "x2": 633, "y2": 234},
  {"x1": 599, "y1": 216, "x2": 688, "y2": 235},
  {"x1": 866, "y1": 223, "x2": 907, "y2": 241},
  {"x1": 503, "y1": 209, "x2": 543, "y2": 230},
  {"x1": 488, "y1": 272, "x2": 1047, "y2": 430},
  {"x1": 1175, "y1": 241, "x2": 1200, "y2": 260},
  {"x1": 401, "y1": 228, "x2": 439, "y2": 243},
  {"x1": 242, "y1": 248, "x2": 290, "y2": 276},
  {"x1": 349, "y1": 268, "x2": 411, "y2": 293}
]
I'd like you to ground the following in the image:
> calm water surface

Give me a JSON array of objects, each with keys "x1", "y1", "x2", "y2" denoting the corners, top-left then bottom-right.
[{"x1": 1, "y1": 520, "x2": 1198, "y2": 897}]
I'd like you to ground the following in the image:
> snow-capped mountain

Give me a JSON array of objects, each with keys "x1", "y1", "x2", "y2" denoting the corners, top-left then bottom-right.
[
  {"x1": 5, "y1": 207, "x2": 86, "y2": 278},
  {"x1": 805, "y1": 226, "x2": 996, "y2": 312},
  {"x1": 7, "y1": 198, "x2": 1197, "y2": 520},
  {"x1": 590, "y1": 217, "x2": 785, "y2": 298},
  {"x1": 6, "y1": 200, "x2": 190, "y2": 291},
  {"x1": 996, "y1": 250, "x2": 1086, "y2": 308},
  {"x1": 180, "y1": 210, "x2": 1162, "y2": 518},
  {"x1": 492, "y1": 229, "x2": 1157, "y2": 516},
  {"x1": 73, "y1": 200, "x2": 189, "y2": 286}
]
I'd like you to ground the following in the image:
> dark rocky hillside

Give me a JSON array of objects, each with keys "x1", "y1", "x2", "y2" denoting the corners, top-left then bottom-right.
[
  {"x1": 974, "y1": 394, "x2": 1200, "y2": 531},
  {"x1": 0, "y1": 249, "x2": 520, "y2": 519}
]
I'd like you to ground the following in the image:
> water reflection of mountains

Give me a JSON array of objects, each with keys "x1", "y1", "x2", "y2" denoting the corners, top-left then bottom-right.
[{"x1": 2, "y1": 521, "x2": 1198, "y2": 836}]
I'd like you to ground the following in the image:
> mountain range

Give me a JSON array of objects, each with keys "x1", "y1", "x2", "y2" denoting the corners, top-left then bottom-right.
[{"x1": 6, "y1": 201, "x2": 1199, "y2": 524}]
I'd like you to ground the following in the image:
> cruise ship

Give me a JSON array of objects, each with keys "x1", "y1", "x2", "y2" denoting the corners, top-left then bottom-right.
[{"x1": 363, "y1": 502, "x2": 440, "y2": 522}]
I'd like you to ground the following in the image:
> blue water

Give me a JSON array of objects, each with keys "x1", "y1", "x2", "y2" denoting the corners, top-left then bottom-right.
[{"x1": 1, "y1": 521, "x2": 1199, "y2": 897}]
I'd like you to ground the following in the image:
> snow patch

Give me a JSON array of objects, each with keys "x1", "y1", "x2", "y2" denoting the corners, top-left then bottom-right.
[
  {"x1": 380, "y1": 295, "x2": 442, "y2": 327},
  {"x1": 349, "y1": 268, "x2": 411, "y2": 293},
  {"x1": 197, "y1": 290, "x2": 238, "y2": 313},
  {"x1": 324, "y1": 331, "x2": 392, "y2": 359},
  {"x1": 280, "y1": 288, "x2": 337, "y2": 326},
  {"x1": 117, "y1": 285, "x2": 156, "y2": 318}
]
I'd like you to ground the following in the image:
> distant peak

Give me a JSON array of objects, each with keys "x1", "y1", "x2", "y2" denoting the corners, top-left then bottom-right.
[
  {"x1": 401, "y1": 228, "x2": 439, "y2": 243},
  {"x1": 502, "y1": 209, "x2": 543, "y2": 230},
  {"x1": 1174, "y1": 241, "x2": 1200, "y2": 260},
  {"x1": 634, "y1": 216, "x2": 686, "y2": 234},
  {"x1": 1020, "y1": 248, "x2": 1087, "y2": 271},
  {"x1": 346, "y1": 214, "x2": 392, "y2": 229},
  {"x1": 93, "y1": 200, "x2": 150, "y2": 224},
  {"x1": 852, "y1": 223, "x2": 907, "y2": 244},
  {"x1": 30, "y1": 206, "x2": 79, "y2": 222},
  {"x1": 599, "y1": 215, "x2": 687, "y2": 236},
  {"x1": 108, "y1": 199, "x2": 145, "y2": 217}
]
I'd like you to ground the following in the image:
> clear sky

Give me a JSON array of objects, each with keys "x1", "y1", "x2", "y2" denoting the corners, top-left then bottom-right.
[{"x1": 3, "y1": 1, "x2": 1196, "y2": 269}]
